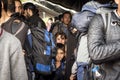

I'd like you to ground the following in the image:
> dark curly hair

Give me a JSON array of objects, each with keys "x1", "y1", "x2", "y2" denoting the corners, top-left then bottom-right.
[{"x1": 23, "y1": 2, "x2": 39, "y2": 16}]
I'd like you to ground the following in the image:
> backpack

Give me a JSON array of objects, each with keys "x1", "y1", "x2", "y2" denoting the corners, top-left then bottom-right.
[
  {"x1": 2, "y1": 16, "x2": 28, "y2": 46},
  {"x1": 71, "y1": 1, "x2": 116, "y2": 80},
  {"x1": 31, "y1": 26, "x2": 55, "y2": 75},
  {"x1": 73, "y1": 13, "x2": 111, "y2": 80}
]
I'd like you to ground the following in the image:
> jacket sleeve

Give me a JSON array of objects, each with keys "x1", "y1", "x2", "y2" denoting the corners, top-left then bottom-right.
[
  {"x1": 88, "y1": 14, "x2": 120, "y2": 64},
  {"x1": 52, "y1": 25, "x2": 59, "y2": 36},
  {"x1": 71, "y1": 61, "x2": 77, "y2": 75},
  {"x1": 10, "y1": 41, "x2": 28, "y2": 80}
]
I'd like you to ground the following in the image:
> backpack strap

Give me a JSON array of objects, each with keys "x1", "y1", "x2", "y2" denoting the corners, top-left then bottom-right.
[{"x1": 14, "y1": 22, "x2": 25, "y2": 36}]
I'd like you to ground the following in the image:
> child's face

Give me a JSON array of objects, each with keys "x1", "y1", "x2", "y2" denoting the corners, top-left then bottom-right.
[
  {"x1": 56, "y1": 49, "x2": 65, "y2": 62},
  {"x1": 56, "y1": 35, "x2": 66, "y2": 44}
]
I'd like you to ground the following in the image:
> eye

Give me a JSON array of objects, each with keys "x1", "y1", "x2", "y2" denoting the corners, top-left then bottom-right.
[{"x1": 57, "y1": 38, "x2": 60, "y2": 40}]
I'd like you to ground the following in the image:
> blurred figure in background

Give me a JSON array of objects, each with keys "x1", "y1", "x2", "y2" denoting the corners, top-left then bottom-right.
[
  {"x1": 50, "y1": 14, "x2": 63, "y2": 33},
  {"x1": 15, "y1": 0, "x2": 23, "y2": 14},
  {"x1": 46, "y1": 17, "x2": 53, "y2": 31}
]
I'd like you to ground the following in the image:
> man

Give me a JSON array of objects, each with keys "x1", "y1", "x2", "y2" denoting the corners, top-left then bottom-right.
[
  {"x1": 15, "y1": 0, "x2": 22, "y2": 14},
  {"x1": 23, "y1": 3, "x2": 55, "y2": 80},
  {"x1": 0, "y1": 0, "x2": 28, "y2": 80},
  {"x1": 52, "y1": 11, "x2": 72, "y2": 36},
  {"x1": 23, "y1": 2, "x2": 46, "y2": 28},
  {"x1": 70, "y1": 0, "x2": 116, "y2": 80},
  {"x1": 88, "y1": 0, "x2": 120, "y2": 80},
  {"x1": 2, "y1": 0, "x2": 28, "y2": 47}
]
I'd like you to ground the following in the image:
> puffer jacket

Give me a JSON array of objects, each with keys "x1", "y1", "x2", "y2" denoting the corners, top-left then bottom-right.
[{"x1": 88, "y1": 10, "x2": 120, "y2": 80}]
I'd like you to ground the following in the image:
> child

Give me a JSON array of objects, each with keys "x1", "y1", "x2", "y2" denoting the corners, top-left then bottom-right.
[
  {"x1": 52, "y1": 43, "x2": 66, "y2": 80},
  {"x1": 55, "y1": 32, "x2": 67, "y2": 57},
  {"x1": 55, "y1": 32, "x2": 67, "y2": 45}
]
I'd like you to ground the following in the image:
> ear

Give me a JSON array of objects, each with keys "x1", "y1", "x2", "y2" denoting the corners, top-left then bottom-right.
[{"x1": 115, "y1": 0, "x2": 119, "y2": 4}]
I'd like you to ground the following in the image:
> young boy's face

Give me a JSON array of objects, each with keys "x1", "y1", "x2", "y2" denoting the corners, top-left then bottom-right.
[
  {"x1": 56, "y1": 49, "x2": 65, "y2": 62},
  {"x1": 56, "y1": 35, "x2": 66, "y2": 44}
]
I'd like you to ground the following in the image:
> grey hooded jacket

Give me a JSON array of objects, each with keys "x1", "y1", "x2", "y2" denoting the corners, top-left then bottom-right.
[
  {"x1": 88, "y1": 10, "x2": 120, "y2": 80},
  {"x1": 71, "y1": 1, "x2": 115, "y2": 75},
  {"x1": 0, "y1": 30, "x2": 28, "y2": 80}
]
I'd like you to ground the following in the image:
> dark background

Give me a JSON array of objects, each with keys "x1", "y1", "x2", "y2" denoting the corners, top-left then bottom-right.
[{"x1": 47, "y1": 0, "x2": 90, "y2": 11}]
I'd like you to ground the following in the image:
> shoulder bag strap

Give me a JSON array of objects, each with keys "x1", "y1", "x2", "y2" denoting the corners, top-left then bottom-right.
[{"x1": 14, "y1": 22, "x2": 25, "y2": 36}]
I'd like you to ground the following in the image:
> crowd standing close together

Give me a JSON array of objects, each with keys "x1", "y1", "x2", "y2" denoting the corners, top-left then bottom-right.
[{"x1": 0, "y1": 0, "x2": 120, "y2": 80}]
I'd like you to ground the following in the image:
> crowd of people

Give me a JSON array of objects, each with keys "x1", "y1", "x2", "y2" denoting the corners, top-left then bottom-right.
[{"x1": 0, "y1": 0, "x2": 120, "y2": 80}]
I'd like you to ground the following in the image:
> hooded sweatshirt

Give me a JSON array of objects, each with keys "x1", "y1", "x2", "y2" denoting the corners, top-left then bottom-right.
[{"x1": 0, "y1": 30, "x2": 28, "y2": 80}]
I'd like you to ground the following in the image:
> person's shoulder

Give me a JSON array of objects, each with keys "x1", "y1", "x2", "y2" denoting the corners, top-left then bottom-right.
[
  {"x1": 3, "y1": 30, "x2": 21, "y2": 45},
  {"x1": 91, "y1": 13, "x2": 102, "y2": 20},
  {"x1": 1, "y1": 30, "x2": 22, "y2": 53}
]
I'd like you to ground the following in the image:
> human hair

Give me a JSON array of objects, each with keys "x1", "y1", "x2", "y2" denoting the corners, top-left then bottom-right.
[
  {"x1": 23, "y1": 2, "x2": 39, "y2": 16},
  {"x1": 56, "y1": 43, "x2": 65, "y2": 61},
  {"x1": 15, "y1": 0, "x2": 22, "y2": 5},
  {"x1": 7, "y1": 0, "x2": 15, "y2": 13},
  {"x1": 1, "y1": 0, "x2": 8, "y2": 12},
  {"x1": 55, "y1": 32, "x2": 67, "y2": 40},
  {"x1": 58, "y1": 14, "x2": 63, "y2": 21},
  {"x1": 56, "y1": 43, "x2": 65, "y2": 53},
  {"x1": 48, "y1": 17, "x2": 53, "y2": 21},
  {"x1": 54, "y1": 16, "x2": 59, "y2": 22}
]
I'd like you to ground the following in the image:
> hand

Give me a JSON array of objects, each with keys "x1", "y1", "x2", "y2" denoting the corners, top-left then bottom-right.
[
  {"x1": 22, "y1": 49, "x2": 25, "y2": 55},
  {"x1": 70, "y1": 74, "x2": 76, "y2": 80}
]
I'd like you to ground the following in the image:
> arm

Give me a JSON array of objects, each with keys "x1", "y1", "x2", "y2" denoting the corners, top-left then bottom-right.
[
  {"x1": 10, "y1": 41, "x2": 28, "y2": 80},
  {"x1": 88, "y1": 14, "x2": 120, "y2": 64},
  {"x1": 70, "y1": 61, "x2": 77, "y2": 80},
  {"x1": 52, "y1": 25, "x2": 59, "y2": 36}
]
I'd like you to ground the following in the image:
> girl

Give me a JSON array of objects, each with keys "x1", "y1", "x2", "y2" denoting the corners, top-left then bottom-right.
[{"x1": 52, "y1": 43, "x2": 66, "y2": 80}]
